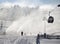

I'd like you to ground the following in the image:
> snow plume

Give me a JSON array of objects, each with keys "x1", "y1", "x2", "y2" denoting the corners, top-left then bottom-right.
[
  {"x1": 0, "y1": 2, "x2": 60, "y2": 36},
  {"x1": 6, "y1": 9, "x2": 45, "y2": 35},
  {"x1": 6, "y1": 5, "x2": 60, "y2": 36}
]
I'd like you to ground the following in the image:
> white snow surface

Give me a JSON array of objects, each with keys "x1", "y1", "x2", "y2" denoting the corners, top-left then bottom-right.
[{"x1": 0, "y1": 35, "x2": 60, "y2": 44}]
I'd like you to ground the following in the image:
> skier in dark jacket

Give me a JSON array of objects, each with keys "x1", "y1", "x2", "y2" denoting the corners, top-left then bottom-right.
[{"x1": 36, "y1": 34, "x2": 40, "y2": 44}]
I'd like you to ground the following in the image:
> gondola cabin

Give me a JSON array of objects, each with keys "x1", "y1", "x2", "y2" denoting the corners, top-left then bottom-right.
[{"x1": 48, "y1": 16, "x2": 54, "y2": 23}]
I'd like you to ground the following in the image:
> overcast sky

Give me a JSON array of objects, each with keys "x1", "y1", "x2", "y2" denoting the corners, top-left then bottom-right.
[{"x1": 0, "y1": 0, "x2": 60, "y2": 6}]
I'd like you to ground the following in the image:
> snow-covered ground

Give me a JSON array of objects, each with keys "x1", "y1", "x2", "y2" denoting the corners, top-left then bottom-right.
[{"x1": 0, "y1": 35, "x2": 60, "y2": 44}]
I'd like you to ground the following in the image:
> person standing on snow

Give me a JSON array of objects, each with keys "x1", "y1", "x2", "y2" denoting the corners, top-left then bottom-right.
[{"x1": 36, "y1": 34, "x2": 40, "y2": 44}]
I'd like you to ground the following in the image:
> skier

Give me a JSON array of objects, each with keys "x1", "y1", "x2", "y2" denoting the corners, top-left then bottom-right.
[{"x1": 36, "y1": 34, "x2": 40, "y2": 44}]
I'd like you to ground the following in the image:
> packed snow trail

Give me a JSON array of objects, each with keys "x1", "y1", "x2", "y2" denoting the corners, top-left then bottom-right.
[
  {"x1": 0, "y1": 35, "x2": 60, "y2": 44},
  {"x1": 0, "y1": 35, "x2": 36, "y2": 44},
  {"x1": 14, "y1": 36, "x2": 36, "y2": 44}
]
